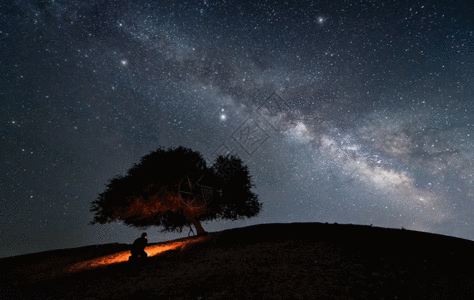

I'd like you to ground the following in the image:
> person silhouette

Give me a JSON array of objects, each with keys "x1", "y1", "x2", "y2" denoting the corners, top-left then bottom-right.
[{"x1": 130, "y1": 232, "x2": 148, "y2": 261}]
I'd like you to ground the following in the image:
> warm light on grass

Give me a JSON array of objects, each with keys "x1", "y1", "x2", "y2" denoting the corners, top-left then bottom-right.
[{"x1": 65, "y1": 237, "x2": 208, "y2": 273}]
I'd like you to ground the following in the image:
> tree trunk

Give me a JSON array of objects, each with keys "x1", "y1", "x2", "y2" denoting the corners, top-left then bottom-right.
[
  {"x1": 191, "y1": 218, "x2": 207, "y2": 236},
  {"x1": 183, "y1": 207, "x2": 207, "y2": 236}
]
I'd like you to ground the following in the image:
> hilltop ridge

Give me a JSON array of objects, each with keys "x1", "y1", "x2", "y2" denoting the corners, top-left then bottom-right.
[{"x1": 2, "y1": 222, "x2": 474, "y2": 299}]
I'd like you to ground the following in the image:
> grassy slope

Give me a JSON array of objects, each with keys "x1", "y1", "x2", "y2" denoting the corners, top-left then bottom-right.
[{"x1": 2, "y1": 222, "x2": 474, "y2": 299}]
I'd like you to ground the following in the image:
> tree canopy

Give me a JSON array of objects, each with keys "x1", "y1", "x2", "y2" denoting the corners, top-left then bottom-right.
[{"x1": 90, "y1": 146, "x2": 261, "y2": 235}]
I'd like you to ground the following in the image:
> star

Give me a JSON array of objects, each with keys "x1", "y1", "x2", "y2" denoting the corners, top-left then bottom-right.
[{"x1": 219, "y1": 109, "x2": 227, "y2": 121}]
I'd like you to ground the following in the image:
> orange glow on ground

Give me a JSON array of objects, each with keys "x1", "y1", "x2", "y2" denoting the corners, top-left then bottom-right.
[{"x1": 65, "y1": 237, "x2": 207, "y2": 273}]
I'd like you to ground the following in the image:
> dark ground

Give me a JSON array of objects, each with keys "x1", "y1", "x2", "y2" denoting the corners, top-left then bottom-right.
[{"x1": 2, "y1": 222, "x2": 474, "y2": 299}]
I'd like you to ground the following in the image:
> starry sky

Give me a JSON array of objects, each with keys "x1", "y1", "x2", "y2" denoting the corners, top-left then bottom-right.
[{"x1": 1, "y1": 0, "x2": 474, "y2": 258}]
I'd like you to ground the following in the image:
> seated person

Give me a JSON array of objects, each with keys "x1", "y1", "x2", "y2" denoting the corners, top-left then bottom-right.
[{"x1": 130, "y1": 232, "x2": 148, "y2": 260}]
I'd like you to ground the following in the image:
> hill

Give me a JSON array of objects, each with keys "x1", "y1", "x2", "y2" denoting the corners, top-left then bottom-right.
[{"x1": 1, "y1": 222, "x2": 474, "y2": 299}]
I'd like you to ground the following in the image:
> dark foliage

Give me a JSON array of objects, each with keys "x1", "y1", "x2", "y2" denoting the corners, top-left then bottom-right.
[
  {"x1": 90, "y1": 146, "x2": 261, "y2": 234},
  {"x1": 208, "y1": 155, "x2": 261, "y2": 220}
]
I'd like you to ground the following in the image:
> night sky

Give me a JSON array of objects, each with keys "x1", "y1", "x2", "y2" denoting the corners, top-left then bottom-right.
[{"x1": 1, "y1": 0, "x2": 474, "y2": 258}]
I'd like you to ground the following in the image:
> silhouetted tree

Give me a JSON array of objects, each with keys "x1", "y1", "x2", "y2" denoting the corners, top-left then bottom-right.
[
  {"x1": 208, "y1": 155, "x2": 261, "y2": 220},
  {"x1": 90, "y1": 146, "x2": 261, "y2": 236}
]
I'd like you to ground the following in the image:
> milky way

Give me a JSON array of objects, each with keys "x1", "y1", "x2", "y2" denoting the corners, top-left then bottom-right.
[{"x1": 1, "y1": 0, "x2": 473, "y2": 257}]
